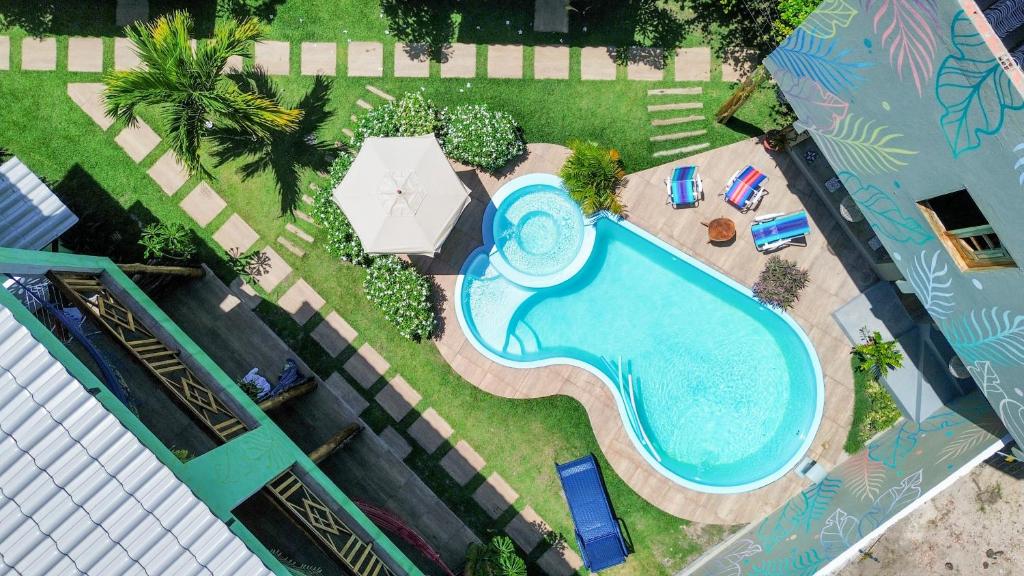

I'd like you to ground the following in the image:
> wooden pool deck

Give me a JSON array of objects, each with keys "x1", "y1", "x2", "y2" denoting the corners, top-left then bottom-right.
[{"x1": 416, "y1": 138, "x2": 877, "y2": 524}]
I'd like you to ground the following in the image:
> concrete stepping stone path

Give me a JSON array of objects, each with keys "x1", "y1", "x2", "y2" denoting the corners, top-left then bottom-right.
[
  {"x1": 722, "y1": 47, "x2": 758, "y2": 82},
  {"x1": 310, "y1": 311, "x2": 357, "y2": 357},
  {"x1": 114, "y1": 119, "x2": 160, "y2": 162},
  {"x1": 348, "y1": 41, "x2": 383, "y2": 77},
  {"x1": 344, "y1": 343, "x2": 390, "y2": 389},
  {"x1": 533, "y1": 45, "x2": 569, "y2": 79},
  {"x1": 504, "y1": 505, "x2": 550, "y2": 553},
  {"x1": 68, "y1": 37, "x2": 103, "y2": 73},
  {"x1": 147, "y1": 150, "x2": 190, "y2": 195},
  {"x1": 293, "y1": 209, "x2": 314, "y2": 224},
  {"x1": 380, "y1": 426, "x2": 412, "y2": 460},
  {"x1": 648, "y1": 102, "x2": 702, "y2": 112},
  {"x1": 224, "y1": 55, "x2": 243, "y2": 73},
  {"x1": 114, "y1": 38, "x2": 144, "y2": 71},
  {"x1": 276, "y1": 236, "x2": 304, "y2": 257},
  {"x1": 472, "y1": 472, "x2": 519, "y2": 519},
  {"x1": 676, "y1": 47, "x2": 712, "y2": 82},
  {"x1": 21, "y1": 37, "x2": 56, "y2": 71},
  {"x1": 649, "y1": 87, "x2": 703, "y2": 96},
  {"x1": 277, "y1": 278, "x2": 326, "y2": 325},
  {"x1": 394, "y1": 43, "x2": 429, "y2": 77},
  {"x1": 440, "y1": 43, "x2": 477, "y2": 78},
  {"x1": 580, "y1": 47, "x2": 616, "y2": 80},
  {"x1": 365, "y1": 84, "x2": 394, "y2": 101},
  {"x1": 285, "y1": 223, "x2": 313, "y2": 243},
  {"x1": 487, "y1": 44, "x2": 523, "y2": 79},
  {"x1": 439, "y1": 440, "x2": 486, "y2": 487},
  {"x1": 626, "y1": 47, "x2": 665, "y2": 81},
  {"x1": 374, "y1": 374, "x2": 422, "y2": 421},
  {"x1": 212, "y1": 213, "x2": 260, "y2": 253},
  {"x1": 650, "y1": 128, "x2": 707, "y2": 142},
  {"x1": 255, "y1": 40, "x2": 290, "y2": 75},
  {"x1": 407, "y1": 408, "x2": 453, "y2": 454},
  {"x1": 537, "y1": 545, "x2": 584, "y2": 576},
  {"x1": 68, "y1": 83, "x2": 114, "y2": 130},
  {"x1": 255, "y1": 245, "x2": 292, "y2": 292},
  {"x1": 325, "y1": 372, "x2": 369, "y2": 415},
  {"x1": 300, "y1": 42, "x2": 336, "y2": 76},
  {"x1": 0, "y1": 36, "x2": 8, "y2": 70},
  {"x1": 356, "y1": 99, "x2": 373, "y2": 110},
  {"x1": 179, "y1": 181, "x2": 226, "y2": 227},
  {"x1": 653, "y1": 142, "x2": 710, "y2": 158},
  {"x1": 651, "y1": 115, "x2": 704, "y2": 127}
]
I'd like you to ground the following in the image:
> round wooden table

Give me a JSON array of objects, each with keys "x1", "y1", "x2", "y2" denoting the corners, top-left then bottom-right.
[{"x1": 704, "y1": 217, "x2": 736, "y2": 242}]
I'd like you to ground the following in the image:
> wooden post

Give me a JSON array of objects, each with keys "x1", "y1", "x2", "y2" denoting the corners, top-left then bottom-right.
[
  {"x1": 117, "y1": 263, "x2": 205, "y2": 278},
  {"x1": 307, "y1": 423, "x2": 363, "y2": 464},
  {"x1": 715, "y1": 64, "x2": 768, "y2": 124},
  {"x1": 257, "y1": 379, "x2": 318, "y2": 412}
]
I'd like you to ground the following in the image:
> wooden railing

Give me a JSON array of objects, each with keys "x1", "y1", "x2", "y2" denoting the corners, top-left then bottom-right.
[{"x1": 948, "y1": 224, "x2": 1013, "y2": 264}]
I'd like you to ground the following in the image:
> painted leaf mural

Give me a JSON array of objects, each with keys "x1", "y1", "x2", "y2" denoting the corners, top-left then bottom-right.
[
  {"x1": 812, "y1": 115, "x2": 917, "y2": 175},
  {"x1": 1015, "y1": 143, "x2": 1024, "y2": 186},
  {"x1": 770, "y1": 28, "x2": 871, "y2": 95},
  {"x1": 942, "y1": 307, "x2": 1024, "y2": 365},
  {"x1": 907, "y1": 250, "x2": 954, "y2": 319},
  {"x1": 863, "y1": 0, "x2": 939, "y2": 95},
  {"x1": 842, "y1": 451, "x2": 888, "y2": 501},
  {"x1": 803, "y1": 0, "x2": 858, "y2": 39},
  {"x1": 819, "y1": 508, "x2": 858, "y2": 559},
  {"x1": 857, "y1": 470, "x2": 924, "y2": 536},
  {"x1": 840, "y1": 172, "x2": 934, "y2": 245},
  {"x1": 705, "y1": 539, "x2": 762, "y2": 576},
  {"x1": 936, "y1": 11, "x2": 1024, "y2": 156},
  {"x1": 748, "y1": 549, "x2": 825, "y2": 576},
  {"x1": 792, "y1": 477, "x2": 843, "y2": 532},
  {"x1": 776, "y1": 71, "x2": 850, "y2": 131}
]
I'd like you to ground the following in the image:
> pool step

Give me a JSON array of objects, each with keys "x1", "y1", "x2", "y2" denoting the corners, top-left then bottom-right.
[
  {"x1": 652, "y1": 142, "x2": 710, "y2": 158},
  {"x1": 650, "y1": 115, "x2": 704, "y2": 127},
  {"x1": 650, "y1": 129, "x2": 707, "y2": 142},
  {"x1": 648, "y1": 102, "x2": 703, "y2": 112},
  {"x1": 648, "y1": 87, "x2": 703, "y2": 96}
]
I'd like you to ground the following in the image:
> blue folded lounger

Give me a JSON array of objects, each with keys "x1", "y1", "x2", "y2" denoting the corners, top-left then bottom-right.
[
  {"x1": 555, "y1": 455, "x2": 629, "y2": 572},
  {"x1": 751, "y1": 210, "x2": 811, "y2": 252}
]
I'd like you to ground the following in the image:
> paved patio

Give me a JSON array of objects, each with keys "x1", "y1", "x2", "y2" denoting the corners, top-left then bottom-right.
[{"x1": 420, "y1": 140, "x2": 876, "y2": 524}]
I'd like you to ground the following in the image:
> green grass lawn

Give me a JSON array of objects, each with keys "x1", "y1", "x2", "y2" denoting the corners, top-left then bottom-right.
[{"x1": 0, "y1": 2, "x2": 779, "y2": 573}]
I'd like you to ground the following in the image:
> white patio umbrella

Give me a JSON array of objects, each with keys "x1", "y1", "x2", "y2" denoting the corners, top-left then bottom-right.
[{"x1": 332, "y1": 135, "x2": 471, "y2": 255}]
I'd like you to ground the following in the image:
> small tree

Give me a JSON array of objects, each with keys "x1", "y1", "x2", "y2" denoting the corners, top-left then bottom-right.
[
  {"x1": 464, "y1": 536, "x2": 526, "y2": 576},
  {"x1": 560, "y1": 139, "x2": 626, "y2": 216},
  {"x1": 751, "y1": 255, "x2": 809, "y2": 310},
  {"x1": 852, "y1": 329, "x2": 904, "y2": 379},
  {"x1": 139, "y1": 222, "x2": 197, "y2": 262}
]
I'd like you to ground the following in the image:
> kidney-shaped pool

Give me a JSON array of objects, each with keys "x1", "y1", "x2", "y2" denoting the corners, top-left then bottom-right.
[{"x1": 455, "y1": 173, "x2": 823, "y2": 493}]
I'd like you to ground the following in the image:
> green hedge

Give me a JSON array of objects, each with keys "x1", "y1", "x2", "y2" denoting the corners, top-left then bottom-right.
[
  {"x1": 363, "y1": 255, "x2": 436, "y2": 341},
  {"x1": 844, "y1": 356, "x2": 903, "y2": 453}
]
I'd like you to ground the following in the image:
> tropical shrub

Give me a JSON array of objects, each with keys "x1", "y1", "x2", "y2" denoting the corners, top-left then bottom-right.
[
  {"x1": 363, "y1": 256, "x2": 435, "y2": 340},
  {"x1": 310, "y1": 154, "x2": 370, "y2": 265},
  {"x1": 439, "y1": 104, "x2": 525, "y2": 172},
  {"x1": 464, "y1": 536, "x2": 527, "y2": 576},
  {"x1": 351, "y1": 92, "x2": 440, "y2": 147},
  {"x1": 139, "y1": 222, "x2": 197, "y2": 262},
  {"x1": 845, "y1": 356, "x2": 903, "y2": 452},
  {"x1": 852, "y1": 329, "x2": 904, "y2": 379},
  {"x1": 752, "y1": 255, "x2": 809, "y2": 310},
  {"x1": 559, "y1": 139, "x2": 626, "y2": 216}
]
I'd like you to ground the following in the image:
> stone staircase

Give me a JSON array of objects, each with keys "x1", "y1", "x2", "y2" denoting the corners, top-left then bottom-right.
[{"x1": 646, "y1": 86, "x2": 710, "y2": 159}]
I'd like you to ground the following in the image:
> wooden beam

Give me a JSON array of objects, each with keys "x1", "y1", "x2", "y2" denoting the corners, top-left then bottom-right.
[
  {"x1": 307, "y1": 423, "x2": 363, "y2": 464},
  {"x1": 257, "y1": 379, "x2": 318, "y2": 412},
  {"x1": 117, "y1": 263, "x2": 205, "y2": 278}
]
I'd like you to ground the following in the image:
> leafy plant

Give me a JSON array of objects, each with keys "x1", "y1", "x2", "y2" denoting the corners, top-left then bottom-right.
[
  {"x1": 439, "y1": 104, "x2": 525, "y2": 172},
  {"x1": 845, "y1": 356, "x2": 902, "y2": 452},
  {"x1": 170, "y1": 448, "x2": 193, "y2": 462},
  {"x1": 238, "y1": 377, "x2": 262, "y2": 403},
  {"x1": 751, "y1": 255, "x2": 809, "y2": 310},
  {"x1": 139, "y1": 222, "x2": 197, "y2": 262},
  {"x1": 363, "y1": 256, "x2": 436, "y2": 341},
  {"x1": 310, "y1": 154, "x2": 370, "y2": 265},
  {"x1": 852, "y1": 328, "x2": 904, "y2": 379},
  {"x1": 560, "y1": 139, "x2": 626, "y2": 216},
  {"x1": 464, "y1": 536, "x2": 527, "y2": 576},
  {"x1": 351, "y1": 92, "x2": 440, "y2": 148},
  {"x1": 102, "y1": 11, "x2": 302, "y2": 177}
]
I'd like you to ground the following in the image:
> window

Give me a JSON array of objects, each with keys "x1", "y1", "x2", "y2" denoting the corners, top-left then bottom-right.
[{"x1": 918, "y1": 189, "x2": 1016, "y2": 269}]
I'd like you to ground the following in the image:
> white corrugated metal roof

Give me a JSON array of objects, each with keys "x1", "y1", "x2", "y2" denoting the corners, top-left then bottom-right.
[
  {"x1": 0, "y1": 302, "x2": 275, "y2": 576},
  {"x1": 0, "y1": 156, "x2": 78, "y2": 250}
]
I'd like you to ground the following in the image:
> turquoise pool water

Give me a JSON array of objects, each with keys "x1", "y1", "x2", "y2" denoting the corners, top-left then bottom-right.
[{"x1": 456, "y1": 174, "x2": 823, "y2": 493}]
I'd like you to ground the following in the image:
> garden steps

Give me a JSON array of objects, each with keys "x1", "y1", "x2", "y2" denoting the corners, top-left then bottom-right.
[
  {"x1": 356, "y1": 99, "x2": 373, "y2": 110},
  {"x1": 647, "y1": 87, "x2": 702, "y2": 96},
  {"x1": 651, "y1": 115, "x2": 704, "y2": 127},
  {"x1": 342, "y1": 128, "x2": 354, "y2": 138},
  {"x1": 277, "y1": 236, "x2": 305, "y2": 257},
  {"x1": 365, "y1": 84, "x2": 395, "y2": 101},
  {"x1": 301, "y1": 194, "x2": 315, "y2": 206},
  {"x1": 649, "y1": 129, "x2": 707, "y2": 142},
  {"x1": 652, "y1": 142, "x2": 710, "y2": 157},
  {"x1": 286, "y1": 223, "x2": 314, "y2": 243},
  {"x1": 647, "y1": 102, "x2": 703, "y2": 112},
  {"x1": 293, "y1": 209, "x2": 314, "y2": 225}
]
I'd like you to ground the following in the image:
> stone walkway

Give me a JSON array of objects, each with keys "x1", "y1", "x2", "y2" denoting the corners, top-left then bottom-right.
[
  {"x1": 647, "y1": 86, "x2": 709, "y2": 159},
  {"x1": 422, "y1": 141, "x2": 873, "y2": 525},
  {"x1": 1, "y1": 33, "x2": 738, "y2": 84}
]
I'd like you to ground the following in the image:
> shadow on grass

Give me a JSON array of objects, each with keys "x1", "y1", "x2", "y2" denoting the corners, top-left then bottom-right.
[
  {"x1": 381, "y1": 0, "x2": 455, "y2": 62},
  {"x1": 210, "y1": 70, "x2": 336, "y2": 215}
]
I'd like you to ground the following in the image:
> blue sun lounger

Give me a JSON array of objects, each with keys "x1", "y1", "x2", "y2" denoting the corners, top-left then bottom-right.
[
  {"x1": 665, "y1": 166, "x2": 703, "y2": 208},
  {"x1": 751, "y1": 210, "x2": 811, "y2": 252},
  {"x1": 555, "y1": 455, "x2": 629, "y2": 572}
]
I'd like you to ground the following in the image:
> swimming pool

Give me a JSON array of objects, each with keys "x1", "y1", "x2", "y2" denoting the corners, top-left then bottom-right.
[{"x1": 455, "y1": 173, "x2": 824, "y2": 494}]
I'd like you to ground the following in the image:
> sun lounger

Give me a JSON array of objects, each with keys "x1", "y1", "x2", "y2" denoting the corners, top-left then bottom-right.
[
  {"x1": 751, "y1": 210, "x2": 811, "y2": 252},
  {"x1": 665, "y1": 166, "x2": 703, "y2": 208},
  {"x1": 723, "y1": 165, "x2": 768, "y2": 212},
  {"x1": 555, "y1": 455, "x2": 629, "y2": 572}
]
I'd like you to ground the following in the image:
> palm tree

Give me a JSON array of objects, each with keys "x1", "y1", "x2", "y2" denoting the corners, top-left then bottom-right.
[
  {"x1": 559, "y1": 139, "x2": 627, "y2": 216},
  {"x1": 103, "y1": 11, "x2": 302, "y2": 177}
]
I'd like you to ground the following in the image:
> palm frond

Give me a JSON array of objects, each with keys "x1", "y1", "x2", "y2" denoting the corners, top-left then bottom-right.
[{"x1": 209, "y1": 81, "x2": 303, "y2": 137}]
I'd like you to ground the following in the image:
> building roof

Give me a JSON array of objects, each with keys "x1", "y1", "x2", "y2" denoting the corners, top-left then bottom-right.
[
  {"x1": 0, "y1": 156, "x2": 78, "y2": 250},
  {"x1": 0, "y1": 302, "x2": 274, "y2": 576}
]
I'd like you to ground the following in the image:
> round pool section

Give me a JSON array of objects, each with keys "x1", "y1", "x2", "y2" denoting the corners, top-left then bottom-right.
[{"x1": 456, "y1": 174, "x2": 824, "y2": 494}]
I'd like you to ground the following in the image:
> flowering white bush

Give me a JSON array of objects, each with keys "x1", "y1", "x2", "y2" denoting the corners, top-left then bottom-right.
[
  {"x1": 440, "y1": 104, "x2": 524, "y2": 172},
  {"x1": 310, "y1": 153, "x2": 370, "y2": 265},
  {"x1": 351, "y1": 92, "x2": 440, "y2": 147},
  {"x1": 363, "y1": 256, "x2": 436, "y2": 340}
]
